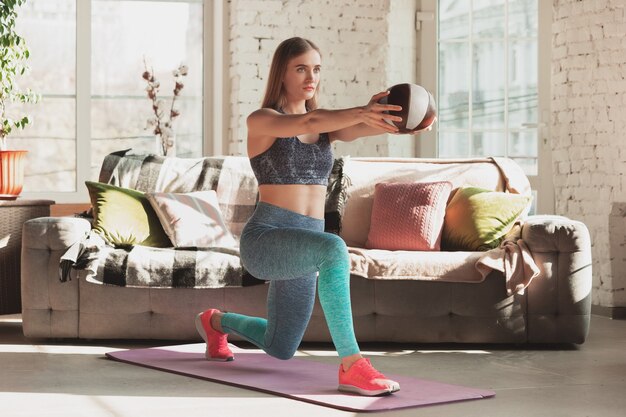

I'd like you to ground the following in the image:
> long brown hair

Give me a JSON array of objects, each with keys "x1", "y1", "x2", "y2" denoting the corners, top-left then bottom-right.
[{"x1": 261, "y1": 37, "x2": 321, "y2": 111}]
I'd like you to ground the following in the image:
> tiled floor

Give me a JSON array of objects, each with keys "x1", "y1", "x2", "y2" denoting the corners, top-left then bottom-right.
[{"x1": 0, "y1": 314, "x2": 624, "y2": 417}]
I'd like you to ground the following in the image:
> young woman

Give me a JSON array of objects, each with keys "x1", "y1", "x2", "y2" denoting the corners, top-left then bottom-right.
[{"x1": 196, "y1": 37, "x2": 431, "y2": 396}]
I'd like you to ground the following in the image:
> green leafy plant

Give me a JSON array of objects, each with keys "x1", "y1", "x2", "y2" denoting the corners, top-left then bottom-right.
[{"x1": 0, "y1": 0, "x2": 39, "y2": 151}]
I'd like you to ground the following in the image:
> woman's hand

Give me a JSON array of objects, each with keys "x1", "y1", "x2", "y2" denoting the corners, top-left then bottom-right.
[
  {"x1": 360, "y1": 91, "x2": 403, "y2": 133},
  {"x1": 392, "y1": 116, "x2": 437, "y2": 135}
]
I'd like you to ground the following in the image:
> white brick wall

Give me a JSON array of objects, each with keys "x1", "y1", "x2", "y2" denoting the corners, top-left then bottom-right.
[
  {"x1": 552, "y1": 0, "x2": 626, "y2": 307},
  {"x1": 228, "y1": 0, "x2": 417, "y2": 157},
  {"x1": 226, "y1": 0, "x2": 625, "y2": 307}
]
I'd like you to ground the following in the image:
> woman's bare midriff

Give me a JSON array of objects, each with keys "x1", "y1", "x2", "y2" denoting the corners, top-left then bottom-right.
[{"x1": 258, "y1": 184, "x2": 326, "y2": 220}]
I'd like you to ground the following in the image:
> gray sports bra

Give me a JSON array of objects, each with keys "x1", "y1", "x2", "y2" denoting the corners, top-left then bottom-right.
[{"x1": 249, "y1": 115, "x2": 334, "y2": 186}]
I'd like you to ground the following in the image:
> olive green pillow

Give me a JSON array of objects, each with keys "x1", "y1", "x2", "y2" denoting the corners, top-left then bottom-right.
[
  {"x1": 85, "y1": 181, "x2": 171, "y2": 248},
  {"x1": 442, "y1": 186, "x2": 532, "y2": 251}
]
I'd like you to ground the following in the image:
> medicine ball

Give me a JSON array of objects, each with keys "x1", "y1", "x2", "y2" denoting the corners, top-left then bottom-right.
[{"x1": 379, "y1": 83, "x2": 437, "y2": 133}]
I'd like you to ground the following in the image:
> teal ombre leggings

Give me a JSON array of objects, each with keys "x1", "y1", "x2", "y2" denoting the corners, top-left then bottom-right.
[{"x1": 222, "y1": 201, "x2": 360, "y2": 360}]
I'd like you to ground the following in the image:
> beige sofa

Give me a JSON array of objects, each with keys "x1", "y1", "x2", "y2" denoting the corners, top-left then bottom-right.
[{"x1": 21, "y1": 153, "x2": 592, "y2": 344}]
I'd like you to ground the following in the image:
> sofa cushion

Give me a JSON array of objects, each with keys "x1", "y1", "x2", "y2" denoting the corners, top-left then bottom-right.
[
  {"x1": 85, "y1": 181, "x2": 171, "y2": 248},
  {"x1": 339, "y1": 157, "x2": 531, "y2": 247},
  {"x1": 146, "y1": 190, "x2": 237, "y2": 248},
  {"x1": 442, "y1": 186, "x2": 532, "y2": 251},
  {"x1": 348, "y1": 246, "x2": 486, "y2": 283},
  {"x1": 365, "y1": 181, "x2": 452, "y2": 251}
]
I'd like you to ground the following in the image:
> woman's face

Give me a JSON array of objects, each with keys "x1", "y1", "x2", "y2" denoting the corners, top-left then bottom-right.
[{"x1": 282, "y1": 49, "x2": 321, "y2": 104}]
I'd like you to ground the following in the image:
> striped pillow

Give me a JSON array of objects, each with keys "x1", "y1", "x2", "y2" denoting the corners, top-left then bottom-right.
[{"x1": 146, "y1": 190, "x2": 237, "y2": 248}]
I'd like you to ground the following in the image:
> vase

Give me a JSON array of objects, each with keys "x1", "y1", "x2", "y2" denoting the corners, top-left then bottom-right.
[
  {"x1": 0, "y1": 150, "x2": 28, "y2": 200},
  {"x1": 155, "y1": 135, "x2": 176, "y2": 157}
]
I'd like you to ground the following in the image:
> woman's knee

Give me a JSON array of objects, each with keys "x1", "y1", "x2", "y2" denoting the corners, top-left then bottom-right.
[
  {"x1": 266, "y1": 340, "x2": 299, "y2": 360},
  {"x1": 319, "y1": 234, "x2": 350, "y2": 268}
]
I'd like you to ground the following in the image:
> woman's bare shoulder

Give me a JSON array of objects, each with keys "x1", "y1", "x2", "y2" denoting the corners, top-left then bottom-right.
[
  {"x1": 246, "y1": 109, "x2": 279, "y2": 157},
  {"x1": 247, "y1": 108, "x2": 280, "y2": 124}
]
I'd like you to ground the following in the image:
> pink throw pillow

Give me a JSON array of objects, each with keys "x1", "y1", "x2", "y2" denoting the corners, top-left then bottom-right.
[{"x1": 365, "y1": 181, "x2": 453, "y2": 251}]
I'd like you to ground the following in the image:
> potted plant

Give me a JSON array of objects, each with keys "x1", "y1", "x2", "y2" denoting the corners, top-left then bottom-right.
[{"x1": 0, "y1": 0, "x2": 39, "y2": 199}]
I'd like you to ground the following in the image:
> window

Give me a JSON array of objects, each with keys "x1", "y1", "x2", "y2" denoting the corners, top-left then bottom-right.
[
  {"x1": 13, "y1": 0, "x2": 76, "y2": 193},
  {"x1": 438, "y1": 0, "x2": 538, "y2": 175},
  {"x1": 421, "y1": 0, "x2": 552, "y2": 213},
  {"x1": 12, "y1": 0, "x2": 215, "y2": 203},
  {"x1": 91, "y1": 0, "x2": 204, "y2": 178}
]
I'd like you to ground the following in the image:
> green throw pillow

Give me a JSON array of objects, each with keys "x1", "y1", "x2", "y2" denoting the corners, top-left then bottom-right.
[
  {"x1": 442, "y1": 186, "x2": 532, "y2": 251},
  {"x1": 85, "y1": 181, "x2": 171, "y2": 248}
]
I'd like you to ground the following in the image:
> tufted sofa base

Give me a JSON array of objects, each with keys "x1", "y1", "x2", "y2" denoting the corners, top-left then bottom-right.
[{"x1": 21, "y1": 216, "x2": 589, "y2": 344}]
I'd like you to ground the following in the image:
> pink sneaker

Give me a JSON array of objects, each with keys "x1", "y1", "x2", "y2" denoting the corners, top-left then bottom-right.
[
  {"x1": 194, "y1": 308, "x2": 234, "y2": 362},
  {"x1": 338, "y1": 358, "x2": 400, "y2": 396}
]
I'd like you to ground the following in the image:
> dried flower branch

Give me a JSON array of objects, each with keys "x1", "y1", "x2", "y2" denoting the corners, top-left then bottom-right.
[{"x1": 142, "y1": 57, "x2": 188, "y2": 156}]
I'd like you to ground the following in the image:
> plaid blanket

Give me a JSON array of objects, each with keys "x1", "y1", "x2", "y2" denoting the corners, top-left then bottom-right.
[
  {"x1": 59, "y1": 230, "x2": 261, "y2": 288},
  {"x1": 99, "y1": 149, "x2": 350, "y2": 239},
  {"x1": 324, "y1": 156, "x2": 351, "y2": 235},
  {"x1": 215, "y1": 156, "x2": 260, "y2": 242},
  {"x1": 61, "y1": 149, "x2": 350, "y2": 288},
  {"x1": 98, "y1": 149, "x2": 258, "y2": 241}
]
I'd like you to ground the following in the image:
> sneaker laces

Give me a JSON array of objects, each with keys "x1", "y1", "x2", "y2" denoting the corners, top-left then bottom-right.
[
  {"x1": 346, "y1": 358, "x2": 387, "y2": 382},
  {"x1": 357, "y1": 359, "x2": 386, "y2": 380}
]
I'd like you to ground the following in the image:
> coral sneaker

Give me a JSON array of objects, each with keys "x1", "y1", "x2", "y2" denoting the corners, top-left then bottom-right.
[
  {"x1": 338, "y1": 358, "x2": 400, "y2": 396},
  {"x1": 194, "y1": 308, "x2": 234, "y2": 362}
]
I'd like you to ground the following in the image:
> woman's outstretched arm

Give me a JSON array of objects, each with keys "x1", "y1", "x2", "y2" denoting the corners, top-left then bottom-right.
[
  {"x1": 330, "y1": 119, "x2": 435, "y2": 143},
  {"x1": 246, "y1": 91, "x2": 402, "y2": 139}
]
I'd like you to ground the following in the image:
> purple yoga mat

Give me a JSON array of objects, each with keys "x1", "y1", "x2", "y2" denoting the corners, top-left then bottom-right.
[{"x1": 106, "y1": 343, "x2": 495, "y2": 412}]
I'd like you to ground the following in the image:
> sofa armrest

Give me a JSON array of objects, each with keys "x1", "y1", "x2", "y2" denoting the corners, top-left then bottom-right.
[
  {"x1": 521, "y1": 215, "x2": 592, "y2": 343},
  {"x1": 21, "y1": 217, "x2": 91, "y2": 338}
]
